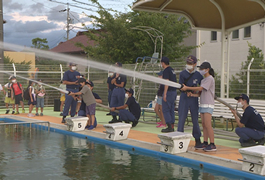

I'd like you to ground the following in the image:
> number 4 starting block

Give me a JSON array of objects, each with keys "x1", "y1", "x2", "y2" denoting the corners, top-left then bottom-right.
[
  {"x1": 158, "y1": 131, "x2": 192, "y2": 154},
  {"x1": 65, "y1": 116, "x2": 88, "y2": 132},
  {"x1": 103, "y1": 123, "x2": 132, "y2": 141},
  {"x1": 239, "y1": 145, "x2": 265, "y2": 176}
]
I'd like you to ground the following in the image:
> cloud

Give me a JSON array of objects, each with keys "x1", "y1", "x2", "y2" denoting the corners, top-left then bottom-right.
[
  {"x1": 3, "y1": 0, "x2": 23, "y2": 11},
  {"x1": 29, "y1": 2, "x2": 45, "y2": 13},
  {"x1": 14, "y1": 21, "x2": 59, "y2": 33}
]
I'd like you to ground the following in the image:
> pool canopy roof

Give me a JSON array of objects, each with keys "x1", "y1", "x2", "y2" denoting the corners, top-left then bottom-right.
[{"x1": 132, "y1": 0, "x2": 265, "y2": 32}]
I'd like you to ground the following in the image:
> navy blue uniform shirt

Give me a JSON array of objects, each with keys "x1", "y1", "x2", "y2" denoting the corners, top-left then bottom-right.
[
  {"x1": 114, "y1": 73, "x2": 127, "y2": 88},
  {"x1": 179, "y1": 70, "x2": 203, "y2": 95},
  {"x1": 63, "y1": 70, "x2": 81, "y2": 89},
  {"x1": 126, "y1": 96, "x2": 141, "y2": 120},
  {"x1": 241, "y1": 106, "x2": 264, "y2": 132},
  {"x1": 162, "y1": 66, "x2": 177, "y2": 91},
  {"x1": 107, "y1": 76, "x2": 116, "y2": 90}
]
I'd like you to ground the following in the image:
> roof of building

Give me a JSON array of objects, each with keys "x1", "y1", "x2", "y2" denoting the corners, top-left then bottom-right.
[{"x1": 50, "y1": 31, "x2": 96, "y2": 53}]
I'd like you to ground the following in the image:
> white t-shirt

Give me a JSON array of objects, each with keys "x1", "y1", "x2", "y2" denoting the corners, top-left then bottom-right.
[
  {"x1": 4, "y1": 83, "x2": 11, "y2": 97},
  {"x1": 200, "y1": 75, "x2": 215, "y2": 105}
]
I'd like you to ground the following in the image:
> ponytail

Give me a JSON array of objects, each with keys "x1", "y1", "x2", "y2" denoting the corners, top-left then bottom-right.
[{"x1": 209, "y1": 68, "x2": 215, "y2": 77}]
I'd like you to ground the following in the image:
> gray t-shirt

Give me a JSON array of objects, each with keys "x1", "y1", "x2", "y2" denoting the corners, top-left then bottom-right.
[
  {"x1": 200, "y1": 75, "x2": 215, "y2": 105},
  {"x1": 80, "y1": 85, "x2": 96, "y2": 106}
]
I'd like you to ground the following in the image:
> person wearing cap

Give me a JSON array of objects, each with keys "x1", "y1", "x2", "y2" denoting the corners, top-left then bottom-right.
[
  {"x1": 106, "y1": 71, "x2": 115, "y2": 116},
  {"x1": 178, "y1": 55, "x2": 203, "y2": 147},
  {"x1": 69, "y1": 78, "x2": 96, "y2": 130},
  {"x1": 35, "y1": 79, "x2": 46, "y2": 116},
  {"x1": 231, "y1": 94, "x2": 265, "y2": 147},
  {"x1": 10, "y1": 76, "x2": 25, "y2": 114},
  {"x1": 110, "y1": 88, "x2": 141, "y2": 127},
  {"x1": 3, "y1": 76, "x2": 15, "y2": 114},
  {"x1": 181, "y1": 62, "x2": 216, "y2": 152},
  {"x1": 61, "y1": 63, "x2": 81, "y2": 123},
  {"x1": 109, "y1": 62, "x2": 127, "y2": 123},
  {"x1": 155, "y1": 70, "x2": 166, "y2": 128},
  {"x1": 160, "y1": 57, "x2": 177, "y2": 133}
]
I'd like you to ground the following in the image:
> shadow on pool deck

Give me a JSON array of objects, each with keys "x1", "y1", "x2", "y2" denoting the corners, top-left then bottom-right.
[{"x1": 2, "y1": 108, "x2": 242, "y2": 163}]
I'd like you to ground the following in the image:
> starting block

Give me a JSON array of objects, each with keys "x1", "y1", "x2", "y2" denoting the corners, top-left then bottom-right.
[
  {"x1": 65, "y1": 116, "x2": 88, "y2": 132},
  {"x1": 103, "y1": 123, "x2": 132, "y2": 141},
  {"x1": 157, "y1": 131, "x2": 192, "y2": 154},
  {"x1": 238, "y1": 145, "x2": 265, "y2": 175}
]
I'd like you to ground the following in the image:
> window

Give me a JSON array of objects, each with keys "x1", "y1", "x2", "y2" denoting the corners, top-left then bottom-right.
[
  {"x1": 232, "y1": 30, "x2": 239, "y2": 39},
  {"x1": 244, "y1": 26, "x2": 251, "y2": 38},
  {"x1": 211, "y1": 31, "x2": 217, "y2": 41}
]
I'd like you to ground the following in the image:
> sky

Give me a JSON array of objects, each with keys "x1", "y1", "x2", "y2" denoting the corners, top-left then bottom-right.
[{"x1": 3, "y1": 0, "x2": 135, "y2": 49}]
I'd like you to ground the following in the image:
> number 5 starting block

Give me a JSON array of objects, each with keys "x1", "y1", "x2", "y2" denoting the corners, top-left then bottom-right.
[
  {"x1": 103, "y1": 123, "x2": 132, "y2": 141},
  {"x1": 158, "y1": 131, "x2": 192, "y2": 154},
  {"x1": 65, "y1": 116, "x2": 88, "y2": 132}
]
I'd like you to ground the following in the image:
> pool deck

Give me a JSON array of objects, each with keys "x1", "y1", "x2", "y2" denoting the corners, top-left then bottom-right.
[{"x1": 0, "y1": 109, "x2": 247, "y2": 172}]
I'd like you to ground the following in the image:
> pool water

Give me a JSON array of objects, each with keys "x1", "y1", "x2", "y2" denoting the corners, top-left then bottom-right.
[{"x1": 0, "y1": 123, "x2": 255, "y2": 180}]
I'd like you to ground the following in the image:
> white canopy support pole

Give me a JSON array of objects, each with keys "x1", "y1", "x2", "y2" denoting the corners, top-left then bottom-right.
[
  {"x1": 247, "y1": 58, "x2": 255, "y2": 96},
  {"x1": 87, "y1": 65, "x2": 90, "y2": 80},
  {"x1": 226, "y1": 31, "x2": 231, "y2": 98},
  {"x1": 210, "y1": 0, "x2": 226, "y2": 98},
  {"x1": 60, "y1": 64, "x2": 63, "y2": 80},
  {"x1": 12, "y1": 63, "x2": 16, "y2": 77}
]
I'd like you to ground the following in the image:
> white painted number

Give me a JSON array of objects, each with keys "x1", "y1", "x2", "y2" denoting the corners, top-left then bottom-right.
[
  {"x1": 78, "y1": 123, "x2": 82, "y2": 128},
  {"x1": 164, "y1": 145, "x2": 168, "y2": 152}
]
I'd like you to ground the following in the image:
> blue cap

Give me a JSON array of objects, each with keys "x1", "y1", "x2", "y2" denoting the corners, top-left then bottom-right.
[
  {"x1": 69, "y1": 62, "x2": 77, "y2": 66},
  {"x1": 126, "y1": 88, "x2": 134, "y2": 95},
  {"x1": 235, "y1": 94, "x2": 249, "y2": 104},
  {"x1": 87, "y1": 80, "x2": 94, "y2": 87},
  {"x1": 161, "y1": 56, "x2": 169, "y2": 64},
  {"x1": 186, "y1": 55, "x2": 197, "y2": 64},
  {"x1": 156, "y1": 70, "x2": 163, "y2": 76}
]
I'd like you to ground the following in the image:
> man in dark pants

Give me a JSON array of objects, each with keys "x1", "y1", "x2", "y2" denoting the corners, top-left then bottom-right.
[
  {"x1": 106, "y1": 71, "x2": 115, "y2": 115},
  {"x1": 231, "y1": 94, "x2": 265, "y2": 147},
  {"x1": 110, "y1": 88, "x2": 141, "y2": 127},
  {"x1": 61, "y1": 63, "x2": 81, "y2": 123},
  {"x1": 161, "y1": 57, "x2": 177, "y2": 133},
  {"x1": 178, "y1": 55, "x2": 203, "y2": 147},
  {"x1": 109, "y1": 62, "x2": 127, "y2": 123}
]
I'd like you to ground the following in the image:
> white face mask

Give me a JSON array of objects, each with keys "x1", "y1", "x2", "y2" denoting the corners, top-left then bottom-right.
[
  {"x1": 186, "y1": 64, "x2": 194, "y2": 70},
  {"x1": 12, "y1": 80, "x2": 16, "y2": 83},
  {"x1": 109, "y1": 73, "x2": 113, "y2": 77},
  {"x1": 199, "y1": 70, "x2": 207, "y2": 76},
  {"x1": 125, "y1": 93, "x2": 129, "y2": 98},
  {"x1": 71, "y1": 66, "x2": 77, "y2": 71},
  {"x1": 237, "y1": 102, "x2": 243, "y2": 108}
]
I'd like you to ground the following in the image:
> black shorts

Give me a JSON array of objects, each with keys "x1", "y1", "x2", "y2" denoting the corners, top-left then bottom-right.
[{"x1": 15, "y1": 94, "x2": 23, "y2": 104}]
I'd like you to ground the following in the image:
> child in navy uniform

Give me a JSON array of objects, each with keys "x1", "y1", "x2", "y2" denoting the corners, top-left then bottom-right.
[{"x1": 110, "y1": 88, "x2": 141, "y2": 127}]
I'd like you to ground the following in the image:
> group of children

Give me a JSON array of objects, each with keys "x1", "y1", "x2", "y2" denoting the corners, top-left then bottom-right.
[{"x1": 3, "y1": 76, "x2": 45, "y2": 117}]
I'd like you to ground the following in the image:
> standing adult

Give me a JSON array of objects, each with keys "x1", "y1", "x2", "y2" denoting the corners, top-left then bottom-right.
[
  {"x1": 160, "y1": 57, "x2": 177, "y2": 133},
  {"x1": 109, "y1": 62, "x2": 127, "y2": 123},
  {"x1": 181, "y1": 62, "x2": 216, "y2": 152},
  {"x1": 231, "y1": 94, "x2": 265, "y2": 147},
  {"x1": 61, "y1": 63, "x2": 81, "y2": 123},
  {"x1": 177, "y1": 55, "x2": 203, "y2": 147},
  {"x1": 106, "y1": 71, "x2": 115, "y2": 115}
]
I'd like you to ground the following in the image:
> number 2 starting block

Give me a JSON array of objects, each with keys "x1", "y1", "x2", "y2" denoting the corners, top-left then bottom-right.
[
  {"x1": 239, "y1": 145, "x2": 265, "y2": 176},
  {"x1": 158, "y1": 131, "x2": 192, "y2": 154},
  {"x1": 65, "y1": 116, "x2": 88, "y2": 132},
  {"x1": 103, "y1": 123, "x2": 132, "y2": 141}
]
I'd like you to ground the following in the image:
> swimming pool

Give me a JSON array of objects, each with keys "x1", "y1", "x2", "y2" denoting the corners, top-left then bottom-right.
[{"x1": 0, "y1": 117, "x2": 263, "y2": 180}]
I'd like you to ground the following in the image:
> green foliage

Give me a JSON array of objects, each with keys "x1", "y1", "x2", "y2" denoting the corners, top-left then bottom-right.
[
  {"x1": 76, "y1": 0, "x2": 198, "y2": 64},
  {"x1": 31, "y1": 38, "x2": 49, "y2": 50},
  {"x1": 229, "y1": 42, "x2": 265, "y2": 99},
  {"x1": 4, "y1": 56, "x2": 31, "y2": 71}
]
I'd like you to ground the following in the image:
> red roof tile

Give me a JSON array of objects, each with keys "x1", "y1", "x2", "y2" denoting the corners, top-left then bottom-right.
[{"x1": 50, "y1": 31, "x2": 95, "y2": 53}]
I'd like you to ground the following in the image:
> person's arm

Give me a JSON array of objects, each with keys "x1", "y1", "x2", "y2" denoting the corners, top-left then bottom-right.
[
  {"x1": 21, "y1": 85, "x2": 24, "y2": 98},
  {"x1": 69, "y1": 91, "x2": 82, "y2": 96},
  {"x1": 163, "y1": 82, "x2": 169, "y2": 102},
  {"x1": 181, "y1": 84, "x2": 203, "y2": 92},
  {"x1": 63, "y1": 80, "x2": 78, "y2": 85},
  {"x1": 11, "y1": 88, "x2": 14, "y2": 100},
  {"x1": 230, "y1": 109, "x2": 244, "y2": 128},
  {"x1": 111, "y1": 104, "x2": 128, "y2": 111},
  {"x1": 96, "y1": 99, "x2": 102, "y2": 104},
  {"x1": 114, "y1": 82, "x2": 124, "y2": 88}
]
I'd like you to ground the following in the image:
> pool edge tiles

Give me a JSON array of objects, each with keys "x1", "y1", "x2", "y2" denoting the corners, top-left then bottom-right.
[{"x1": 1, "y1": 115, "x2": 265, "y2": 179}]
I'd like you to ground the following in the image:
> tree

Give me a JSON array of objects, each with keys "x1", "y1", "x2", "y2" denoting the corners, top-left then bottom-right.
[
  {"x1": 76, "y1": 0, "x2": 198, "y2": 64},
  {"x1": 229, "y1": 42, "x2": 265, "y2": 99},
  {"x1": 31, "y1": 38, "x2": 49, "y2": 50}
]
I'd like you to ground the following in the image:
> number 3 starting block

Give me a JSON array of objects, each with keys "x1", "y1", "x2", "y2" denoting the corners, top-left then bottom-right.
[
  {"x1": 158, "y1": 131, "x2": 192, "y2": 154},
  {"x1": 103, "y1": 123, "x2": 132, "y2": 141},
  {"x1": 65, "y1": 116, "x2": 88, "y2": 132},
  {"x1": 239, "y1": 145, "x2": 265, "y2": 176}
]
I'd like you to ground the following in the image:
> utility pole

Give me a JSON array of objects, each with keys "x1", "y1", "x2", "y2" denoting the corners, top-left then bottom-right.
[
  {"x1": 0, "y1": 0, "x2": 3, "y2": 65},
  {"x1": 49, "y1": 0, "x2": 94, "y2": 40}
]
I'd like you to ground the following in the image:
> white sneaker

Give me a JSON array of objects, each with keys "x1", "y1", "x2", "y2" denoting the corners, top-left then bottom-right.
[{"x1": 29, "y1": 113, "x2": 35, "y2": 117}]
